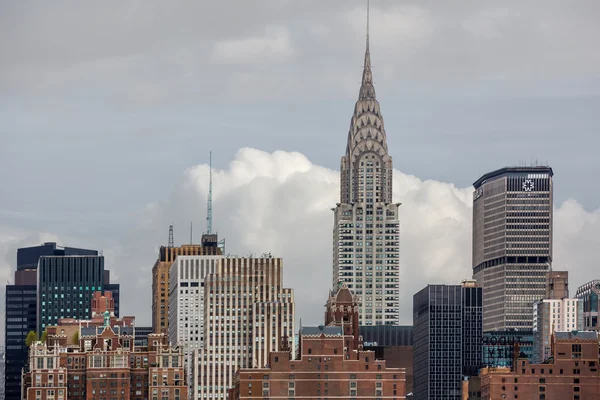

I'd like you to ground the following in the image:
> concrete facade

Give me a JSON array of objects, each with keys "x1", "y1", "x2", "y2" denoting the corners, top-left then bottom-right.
[
  {"x1": 533, "y1": 298, "x2": 583, "y2": 362},
  {"x1": 151, "y1": 240, "x2": 222, "y2": 334},
  {"x1": 194, "y1": 257, "x2": 295, "y2": 400}
]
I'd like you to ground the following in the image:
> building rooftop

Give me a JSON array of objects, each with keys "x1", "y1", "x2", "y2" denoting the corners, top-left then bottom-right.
[
  {"x1": 554, "y1": 331, "x2": 598, "y2": 341},
  {"x1": 473, "y1": 166, "x2": 554, "y2": 189},
  {"x1": 301, "y1": 326, "x2": 343, "y2": 336}
]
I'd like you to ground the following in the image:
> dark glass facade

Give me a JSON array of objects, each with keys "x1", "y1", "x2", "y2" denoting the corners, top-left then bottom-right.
[
  {"x1": 37, "y1": 255, "x2": 104, "y2": 333},
  {"x1": 4, "y1": 285, "x2": 37, "y2": 400},
  {"x1": 359, "y1": 325, "x2": 413, "y2": 346},
  {"x1": 482, "y1": 330, "x2": 534, "y2": 369},
  {"x1": 104, "y1": 283, "x2": 120, "y2": 318},
  {"x1": 413, "y1": 283, "x2": 483, "y2": 400},
  {"x1": 17, "y1": 242, "x2": 97, "y2": 270},
  {"x1": 576, "y1": 280, "x2": 600, "y2": 331},
  {"x1": 134, "y1": 326, "x2": 153, "y2": 347},
  {"x1": 4, "y1": 243, "x2": 107, "y2": 400}
]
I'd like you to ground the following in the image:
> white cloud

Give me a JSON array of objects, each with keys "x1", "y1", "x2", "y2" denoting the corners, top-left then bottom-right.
[
  {"x1": 2, "y1": 148, "x2": 600, "y2": 337},
  {"x1": 211, "y1": 26, "x2": 293, "y2": 65}
]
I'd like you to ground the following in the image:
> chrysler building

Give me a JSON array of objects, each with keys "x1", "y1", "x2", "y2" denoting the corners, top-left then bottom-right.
[{"x1": 332, "y1": 7, "x2": 400, "y2": 326}]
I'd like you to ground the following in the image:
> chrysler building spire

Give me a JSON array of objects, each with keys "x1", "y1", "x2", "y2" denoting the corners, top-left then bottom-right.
[
  {"x1": 360, "y1": 0, "x2": 375, "y2": 100},
  {"x1": 332, "y1": 1, "x2": 400, "y2": 327},
  {"x1": 340, "y1": 0, "x2": 391, "y2": 205}
]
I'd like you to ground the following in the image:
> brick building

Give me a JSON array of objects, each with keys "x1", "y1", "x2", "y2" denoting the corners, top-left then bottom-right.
[
  {"x1": 23, "y1": 292, "x2": 187, "y2": 400},
  {"x1": 229, "y1": 285, "x2": 406, "y2": 399},
  {"x1": 480, "y1": 331, "x2": 600, "y2": 400}
]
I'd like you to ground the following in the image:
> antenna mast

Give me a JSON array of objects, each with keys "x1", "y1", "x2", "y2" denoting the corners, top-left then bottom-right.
[
  {"x1": 207, "y1": 151, "x2": 213, "y2": 235},
  {"x1": 168, "y1": 224, "x2": 174, "y2": 247},
  {"x1": 190, "y1": 221, "x2": 193, "y2": 245}
]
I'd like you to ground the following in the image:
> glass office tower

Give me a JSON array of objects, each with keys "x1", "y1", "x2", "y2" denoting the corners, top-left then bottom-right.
[{"x1": 413, "y1": 281, "x2": 483, "y2": 400}]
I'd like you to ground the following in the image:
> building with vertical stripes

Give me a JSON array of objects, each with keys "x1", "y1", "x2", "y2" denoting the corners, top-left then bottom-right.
[
  {"x1": 152, "y1": 238, "x2": 222, "y2": 335},
  {"x1": 194, "y1": 256, "x2": 295, "y2": 400},
  {"x1": 413, "y1": 281, "x2": 483, "y2": 400},
  {"x1": 472, "y1": 166, "x2": 553, "y2": 331},
  {"x1": 168, "y1": 255, "x2": 222, "y2": 348}
]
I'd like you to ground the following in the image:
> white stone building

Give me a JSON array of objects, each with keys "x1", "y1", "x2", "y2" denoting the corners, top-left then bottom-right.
[
  {"x1": 332, "y1": 23, "x2": 400, "y2": 326},
  {"x1": 533, "y1": 298, "x2": 583, "y2": 362}
]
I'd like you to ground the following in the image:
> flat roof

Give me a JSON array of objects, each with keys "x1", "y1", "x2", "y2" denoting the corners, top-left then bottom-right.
[{"x1": 473, "y1": 166, "x2": 554, "y2": 189}]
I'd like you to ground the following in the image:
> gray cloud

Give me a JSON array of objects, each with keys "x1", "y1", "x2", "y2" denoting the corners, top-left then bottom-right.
[{"x1": 1, "y1": 1, "x2": 600, "y2": 339}]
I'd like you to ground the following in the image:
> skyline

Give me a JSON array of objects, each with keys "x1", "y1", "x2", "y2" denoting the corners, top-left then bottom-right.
[{"x1": 2, "y1": 0, "x2": 600, "y2": 340}]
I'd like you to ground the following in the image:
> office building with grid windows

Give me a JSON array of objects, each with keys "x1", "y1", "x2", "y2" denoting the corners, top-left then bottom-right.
[
  {"x1": 413, "y1": 281, "x2": 483, "y2": 400},
  {"x1": 473, "y1": 166, "x2": 553, "y2": 332},
  {"x1": 194, "y1": 256, "x2": 295, "y2": 400},
  {"x1": 36, "y1": 254, "x2": 110, "y2": 334},
  {"x1": 4, "y1": 242, "x2": 105, "y2": 400}
]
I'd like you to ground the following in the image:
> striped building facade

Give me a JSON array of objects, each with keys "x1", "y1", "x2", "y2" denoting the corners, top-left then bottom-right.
[{"x1": 194, "y1": 257, "x2": 295, "y2": 400}]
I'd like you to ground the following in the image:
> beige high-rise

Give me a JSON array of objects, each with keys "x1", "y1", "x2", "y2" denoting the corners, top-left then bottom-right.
[
  {"x1": 194, "y1": 257, "x2": 294, "y2": 400},
  {"x1": 472, "y1": 166, "x2": 553, "y2": 331}
]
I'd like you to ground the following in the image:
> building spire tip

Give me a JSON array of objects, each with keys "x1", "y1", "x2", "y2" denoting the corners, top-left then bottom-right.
[{"x1": 366, "y1": 0, "x2": 370, "y2": 51}]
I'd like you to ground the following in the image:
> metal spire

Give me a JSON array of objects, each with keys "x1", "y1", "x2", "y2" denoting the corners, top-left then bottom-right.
[
  {"x1": 206, "y1": 151, "x2": 213, "y2": 235},
  {"x1": 359, "y1": 0, "x2": 375, "y2": 99},
  {"x1": 168, "y1": 224, "x2": 174, "y2": 248},
  {"x1": 366, "y1": 0, "x2": 370, "y2": 52}
]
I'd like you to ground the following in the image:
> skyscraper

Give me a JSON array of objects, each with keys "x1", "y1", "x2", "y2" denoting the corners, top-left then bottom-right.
[
  {"x1": 168, "y1": 254, "x2": 222, "y2": 349},
  {"x1": 332, "y1": 10, "x2": 400, "y2": 326},
  {"x1": 152, "y1": 238, "x2": 222, "y2": 334},
  {"x1": 37, "y1": 254, "x2": 109, "y2": 333},
  {"x1": 472, "y1": 166, "x2": 553, "y2": 331},
  {"x1": 4, "y1": 242, "x2": 104, "y2": 400},
  {"x1": 194, "y1": 256, "x2": 295, "y2": 400},
  {"x1": 413, "y1": 281, "x2": 483, "y2": 400}
]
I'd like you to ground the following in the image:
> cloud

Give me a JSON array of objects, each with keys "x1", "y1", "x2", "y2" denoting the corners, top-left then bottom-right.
[
  {"x1": 211, "y1": 26, "x2": 293, "y2": 65},
  {"x1": 2, "y1": 148, "x2": 600, "y2": 340}
]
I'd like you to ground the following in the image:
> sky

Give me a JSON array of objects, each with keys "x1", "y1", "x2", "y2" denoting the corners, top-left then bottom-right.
[{"x1": 1, "y1": 1, "x2": 600, "y2": 339}]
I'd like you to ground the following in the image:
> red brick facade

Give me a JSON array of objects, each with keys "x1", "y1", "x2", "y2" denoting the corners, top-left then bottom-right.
[
  {"x1": 229, "y1": 286, "x2": 406, "y2": 399},
  {"x1": 480, "y1": 331, "x2": 600, "y2": 400},
  {"x1": 24, "y1": 320, "x2": 187, "y2": 400}
]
